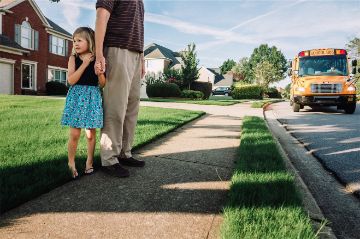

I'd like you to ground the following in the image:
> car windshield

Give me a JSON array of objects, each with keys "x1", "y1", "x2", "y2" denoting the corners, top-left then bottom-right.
[{"x1": 299, "y1": 55, "x2": 348, "y2": 77}]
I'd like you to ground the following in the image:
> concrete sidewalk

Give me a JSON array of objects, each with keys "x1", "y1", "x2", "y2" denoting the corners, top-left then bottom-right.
[{"x1": 0, "y1": 102, "x2": 262, "y2": 239}]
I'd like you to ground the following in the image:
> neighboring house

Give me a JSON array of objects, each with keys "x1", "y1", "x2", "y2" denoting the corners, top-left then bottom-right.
[
  {"x1": 144, "y1": 43, "x2": 183, "y2": 74},
  {"x1": 0, "y1": 0, "x2": 72, "y2": 95},
  {"x1": 141, "y1": 43, "x2": 183, "y2": 98},
  {"x1": 198, "y1": 66, "x2": 233, "y2": 89}
]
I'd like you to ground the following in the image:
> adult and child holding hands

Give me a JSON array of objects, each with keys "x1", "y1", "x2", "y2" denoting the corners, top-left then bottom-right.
[{"x1": 61, "y1": 0, "x2": 146, "y2": 179}]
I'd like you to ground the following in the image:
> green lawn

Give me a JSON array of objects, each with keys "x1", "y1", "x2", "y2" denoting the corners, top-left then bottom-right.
[
  {"x1": 0, "y1": 95, "x2": 204, "y2": 213},
  {"x1": 221, "y1": 116, "x2": 318, "y2": 239},
  {"x1": 141, "y1": 97, "x2": 247, "y2": 106}
]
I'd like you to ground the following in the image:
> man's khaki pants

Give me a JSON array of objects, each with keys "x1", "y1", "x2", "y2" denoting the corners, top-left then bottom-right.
[{"x1": 100, "y1": 47, "x2": 141, "y2": 166}]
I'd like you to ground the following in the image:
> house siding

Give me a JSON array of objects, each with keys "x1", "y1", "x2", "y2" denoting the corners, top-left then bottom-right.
[{"x1": 0, "y1": 0, "x2": 71, "y2": 95}]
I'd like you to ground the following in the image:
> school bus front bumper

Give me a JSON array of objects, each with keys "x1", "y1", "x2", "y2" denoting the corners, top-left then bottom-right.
[{"x1": 293, "y1": 95, "x2": 356, "y2": 106}]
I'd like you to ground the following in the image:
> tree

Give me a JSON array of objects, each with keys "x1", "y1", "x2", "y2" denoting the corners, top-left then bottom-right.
[
  {"x1": 346, "y1": 37, "x2": 360, "y2": 58},
  {"x1": 253, "y1": 60, "x2": 278, "y2": 89},
  {"x1": 231, "y1": 57, "x2": 252, "y2": 83},
  {"x1": 248, "y1": 44, "x2": 287, "y2": 84},
  {"x1": 180, "y1": 43, "x2": 200, "y2": 89},
  {"x1": 220, "y1": 59, "x2": 236, "y2": 75}
]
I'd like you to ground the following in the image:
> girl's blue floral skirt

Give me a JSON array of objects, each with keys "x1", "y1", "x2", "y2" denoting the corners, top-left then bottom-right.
[{"x1": 61, "y1": 84, "x2": 103, "y2": 129}]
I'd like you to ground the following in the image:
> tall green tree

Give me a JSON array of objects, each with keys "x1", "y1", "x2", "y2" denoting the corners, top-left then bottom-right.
[
  {"x1": 180, "y1": 43, "x2": 200, "y2": 89},
  {"x1": 248, "y1": 44, "x2": 287, "y2": 84},
  {"x1": 254, "y1": 60, "x2": 278, "y2": 89},
  {"x1": 346, "y1": 37, "x2": 360, "y2": 58},
  {"x1": 220, "y1": 59, "x2": 236, "y2": 75},
  {"x1": 231, "y1": 57, "x2": 252, "y2": 83}
]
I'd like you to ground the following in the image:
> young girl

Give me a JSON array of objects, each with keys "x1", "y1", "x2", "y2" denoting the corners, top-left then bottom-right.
[{"x1": 61, "y1": 27, "x2": 106, "y2": 179}]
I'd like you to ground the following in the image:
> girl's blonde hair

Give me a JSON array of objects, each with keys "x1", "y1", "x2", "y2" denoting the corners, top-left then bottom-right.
[{"x1": 71, "y1": 27, "x2": 95, "y2": 56}]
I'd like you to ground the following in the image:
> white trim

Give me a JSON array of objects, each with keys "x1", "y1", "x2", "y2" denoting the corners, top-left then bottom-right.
[
  {"x1": 0, "y1": 45, "x2": 28, "y2": 55},
  {"x1": 21, "y1": 59, "x2": 38, "y2": 65},
  {"x1": 1, "y1": 0, "x2": 26, "y2": 10},
  {"x1": 0, "y1": 58, "x2": 16, "y2": 64},
  {"x1": 46, "y1": 29, "x2": 72, "y2": 41},
  {"x1": 48, "y1": 65, "x2": 68, "y2": 71},
  {"x1": 4, "y1": 0, "x2": 51, "y2": 28},
  {"x1": 21, "y1": 60, "x2": 38, "y2": 90}
]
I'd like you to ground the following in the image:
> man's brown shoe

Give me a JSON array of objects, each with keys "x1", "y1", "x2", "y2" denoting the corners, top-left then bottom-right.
[
  {"x1": 118, "y1": 157, "x2": 145, "y2": 167},
  {"x1": 102, "y1": 163, "x2": 130, "y2": 178}
]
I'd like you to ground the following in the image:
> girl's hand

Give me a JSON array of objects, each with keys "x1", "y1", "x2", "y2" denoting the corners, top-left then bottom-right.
[
  {"x1": 95, "y1": 62, "x2": 102, "y2": 75},
  {"x1": 82, "y1": 53, "x2": 94, "y2": 66}
]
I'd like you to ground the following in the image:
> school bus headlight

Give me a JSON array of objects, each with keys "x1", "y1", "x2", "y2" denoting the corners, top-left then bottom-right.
[
  {"x1": 296, "y1": 87, "x2": 305, "y2": 92},
  {"x1": 347, "y1": 86, "x2": 356, "y2": 92}
]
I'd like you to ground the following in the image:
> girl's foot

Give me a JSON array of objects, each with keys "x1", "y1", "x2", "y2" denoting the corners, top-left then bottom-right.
[
  {"x1": 84, "y1": 167, "x2": 94, "y2": 175},
  {"x1": 85, "y1": 160, "x2": 94, "y2": 175},
  {"x1": 68, "y1": 163, "x2": 78, "y2": 179}
]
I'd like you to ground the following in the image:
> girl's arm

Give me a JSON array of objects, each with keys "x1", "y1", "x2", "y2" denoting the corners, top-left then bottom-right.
[
  {"x1": 98, "y1": 73, "x2": 106, "y2": 88},
  {"x1": 67, "y1": 54, "x2": 93, "y2": 86}
]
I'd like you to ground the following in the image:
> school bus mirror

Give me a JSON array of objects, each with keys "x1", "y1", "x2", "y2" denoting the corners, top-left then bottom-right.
[
  {"x1": 352, "y1": 59, "x2": 357, "y2": 67},
  {"x1": 352, "y1": 68, "x2": 357, "y2": 74}
]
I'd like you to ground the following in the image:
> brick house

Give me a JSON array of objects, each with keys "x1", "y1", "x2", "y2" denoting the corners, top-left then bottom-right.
[{"x1": 0, "y1": 0, "x2": 72, "y2": 95}]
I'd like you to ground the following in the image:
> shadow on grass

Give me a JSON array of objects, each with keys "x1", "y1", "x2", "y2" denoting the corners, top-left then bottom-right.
[
  {"x1": 0, "y1": 113, "x2": 306, "y2": 237},
  {"x1": 0, "y1": 112, "x2": 206, "y2": 216}
]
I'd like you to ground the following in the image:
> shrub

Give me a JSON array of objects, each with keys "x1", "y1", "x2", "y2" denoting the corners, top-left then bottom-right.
[
  {"x1": 46, "y1": 81, "x2": 68, "y2": 95},
  {"x1": 146, "y1": 82, "x2": 181, "y2": 98},
  {"x1": 190, "y1": 82, "x2": 212, "y2": 99},
  {"x1": 163, "y1": 68, "x2": 183, "y2": 88},
  {"x1": 181, "y1": 90, "x2": 204, "y2": 99},
  {"x1": 231, "y1": 83, "x2": 263, "y2": 99},
  {"x1": 145, "y1": 73, "x2": 165, "y2": 86},
  {"x1": 264, "y1": 87, "x2": 282, "y2": 98},
  {"x1": 282, "y1": 83, "x2": 291, "y2": 99}
]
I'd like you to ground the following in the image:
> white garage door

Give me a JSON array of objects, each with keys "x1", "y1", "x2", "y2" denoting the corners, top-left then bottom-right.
[{"x1": 0, "y1": 62, "x2": 13, "y2": 94}]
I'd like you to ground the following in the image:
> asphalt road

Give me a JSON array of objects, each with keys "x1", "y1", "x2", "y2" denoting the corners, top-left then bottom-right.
[
  {"x1": 271, "y1": 102, "x2": 360, "y2": 196},
  {"x1": 266, "y1": 101, "x2": 360, "y2": 239}
]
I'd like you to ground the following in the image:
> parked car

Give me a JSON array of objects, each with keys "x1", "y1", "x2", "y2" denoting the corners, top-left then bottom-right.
[{"x1": 212, "y1": 87, "x2": 231, "y2": 96}]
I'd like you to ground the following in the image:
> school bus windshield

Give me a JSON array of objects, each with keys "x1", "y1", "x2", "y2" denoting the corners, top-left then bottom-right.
[{"x1": 299, "y1": 55, "x2": 348, "y2": 77}]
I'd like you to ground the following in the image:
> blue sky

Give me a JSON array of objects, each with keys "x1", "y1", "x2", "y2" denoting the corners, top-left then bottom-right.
[{"x1": 36, "y1": 0, "x2": 360, "y2": 87}]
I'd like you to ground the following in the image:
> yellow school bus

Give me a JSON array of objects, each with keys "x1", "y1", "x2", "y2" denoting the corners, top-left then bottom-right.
[{"x1": 289, "y1": 48, "x2": 357, "y2": 114}]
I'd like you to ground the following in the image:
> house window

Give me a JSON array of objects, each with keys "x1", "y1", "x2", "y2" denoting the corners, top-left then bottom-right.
[
  {"x1": 15, "y1": 21, "x2": 39, "y2": 50},
  {"x1": 50, "y1": 35, "x2": 66, "y2": 56},
  {"x1": 21, "y1": 21, "x2": 31, "y2": 49},
  {"x1": 22, "y1": 63, "x2": 35, "y2": 89},
  {"x1": 48, "y1": 68, "x2": 68, "y2": 85}
]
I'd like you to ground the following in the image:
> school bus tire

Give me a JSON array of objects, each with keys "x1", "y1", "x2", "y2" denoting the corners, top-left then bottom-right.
[
  {"x1": 344, "y1": 103, "x2": 356, "y2": 114},
  {"x1": 293, "y1": 102, "x2": 300, "y2": 112}
]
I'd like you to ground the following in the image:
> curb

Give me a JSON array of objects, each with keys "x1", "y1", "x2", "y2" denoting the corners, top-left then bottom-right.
[{"x1": 263, "y1": 105, "x2": 337, "y2": 239}]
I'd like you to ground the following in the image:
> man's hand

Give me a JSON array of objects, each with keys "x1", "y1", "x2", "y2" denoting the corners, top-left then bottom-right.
[
  {"x1": 141, "y1": 54, "x2": 145, "y2": 79},
  {"x1": 95, "y1": 55, "x2": 106, "y2": 74}
]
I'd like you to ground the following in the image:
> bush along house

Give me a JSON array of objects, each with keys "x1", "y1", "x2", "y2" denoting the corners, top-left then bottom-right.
[{"x1": 0, "y1": 0, "x2": 72, "y2": 95}]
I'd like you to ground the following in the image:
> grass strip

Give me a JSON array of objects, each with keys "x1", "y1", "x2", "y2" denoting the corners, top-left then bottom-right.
[
  {"x1": 221, "y1": 116, "x2": 317, "y2": 239},
  {"x1": 141, "y1": 97, "x2": 247, "y2": 106},
  {"x1": 251, "y1": 99, "x2": 284, "y2": 108},
  {"x1": 0, "y1": 95, "x2": 204, "y2": 213}
]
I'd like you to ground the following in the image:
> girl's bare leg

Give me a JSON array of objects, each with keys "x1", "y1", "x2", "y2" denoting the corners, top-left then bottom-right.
[
  {"x1": 68, "y1": 127, "x2": 81, "y2": 177},
  {"x1": 85, "y1": 128, "x2": 96, "y2": 172}
]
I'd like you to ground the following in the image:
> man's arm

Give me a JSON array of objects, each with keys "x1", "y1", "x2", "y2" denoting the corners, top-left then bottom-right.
[{"x1": 95, "y1": 8, "x2": 110, "y2": 73}]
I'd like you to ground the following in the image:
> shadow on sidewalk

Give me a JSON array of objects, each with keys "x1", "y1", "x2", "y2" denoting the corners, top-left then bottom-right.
[{"x1": 0, "y1": 113, "x2": 243, "y2": 229}]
